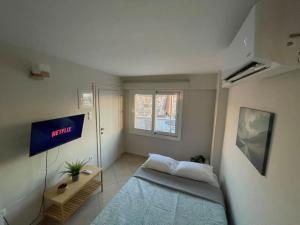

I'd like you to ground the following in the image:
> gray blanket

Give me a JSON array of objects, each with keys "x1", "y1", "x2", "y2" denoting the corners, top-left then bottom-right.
[
  {"x1": 91, "y1": 176, "x2": 227, "y2": 225},
  {"x1": 134, "y1": 167, "x2": 225, "y2": 207}
]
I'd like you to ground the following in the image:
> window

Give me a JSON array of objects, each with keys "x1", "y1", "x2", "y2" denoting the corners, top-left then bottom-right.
[
  {"x1": 129, "y1": 90, "x2": 183, "y2": 140},
  {"x1": 154, "y1": 92, "x2": 178, "y2": 135},
  {"x1": 134, "y1": 94, "x2": 153, "y2": 130}
]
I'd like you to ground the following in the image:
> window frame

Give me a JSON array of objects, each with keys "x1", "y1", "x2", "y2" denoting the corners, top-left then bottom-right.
[{"x1": 128, "y1": 89, "x2": 183, "y2": 141}]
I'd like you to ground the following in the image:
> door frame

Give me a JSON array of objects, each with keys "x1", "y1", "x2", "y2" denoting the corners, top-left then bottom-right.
[{"x1": 93, "y1": 83, "x2": 122, "y2": 169}]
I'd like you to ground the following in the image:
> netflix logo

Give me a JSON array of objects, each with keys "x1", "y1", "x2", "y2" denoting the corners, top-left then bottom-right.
[{"x1": 51, "y1": 127, "x2": 72, "y2": 138}]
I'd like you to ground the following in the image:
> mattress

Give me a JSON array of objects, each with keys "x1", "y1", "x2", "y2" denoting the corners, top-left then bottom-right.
[{"x1": 91, "y1": 168, "x2": 227, "y2": 225}]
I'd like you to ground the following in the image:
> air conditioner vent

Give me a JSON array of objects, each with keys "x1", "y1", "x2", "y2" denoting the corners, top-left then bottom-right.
[{"x1": 225, "y1": 61, "x2": 269, "y2": 83}]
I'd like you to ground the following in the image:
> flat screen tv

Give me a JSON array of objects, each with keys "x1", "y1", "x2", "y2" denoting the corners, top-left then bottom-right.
[{"x1": 29, "y1": 114, "x2": 85, "y2": 156}]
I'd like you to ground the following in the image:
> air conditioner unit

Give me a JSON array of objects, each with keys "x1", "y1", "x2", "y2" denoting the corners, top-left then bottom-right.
[{"x1": 222, "y1": 0, "x2": 300, "y2": 87}]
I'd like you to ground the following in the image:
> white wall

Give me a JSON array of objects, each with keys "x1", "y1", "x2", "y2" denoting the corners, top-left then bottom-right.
[
  {"x1": 219, "y1": 70, "x2": 300, "y2": 225},
  {"x1": 210, "y1": 75, "x2": 228, "y2": 176},
  {"x1": 0, "y1": 43, "x2": 121, "y2": 225},
  {"x1": 123, "y1": 74, "x2": 218, "y2": 90},
  {"x1": 124, "y1": 84, "x2": 216, "y2": 161}
]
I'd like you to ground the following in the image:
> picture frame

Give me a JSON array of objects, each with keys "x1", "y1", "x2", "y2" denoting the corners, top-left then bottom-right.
[
  {"x1": 236, "y1": 107, "x2": 275, "y2": 175},
  {"x1": 78, "y1": 90, "x2": 94, "y2": 109}
]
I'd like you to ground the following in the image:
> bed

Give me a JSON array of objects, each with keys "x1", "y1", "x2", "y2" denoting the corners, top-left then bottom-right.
[{"x1": 91, "y1": 167, "x2": 227, "y2": 225}]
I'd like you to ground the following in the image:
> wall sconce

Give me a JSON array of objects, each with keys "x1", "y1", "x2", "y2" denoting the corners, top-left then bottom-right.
[{"x1": 30, "y1": 64, "x2": 51, "y2": 79}]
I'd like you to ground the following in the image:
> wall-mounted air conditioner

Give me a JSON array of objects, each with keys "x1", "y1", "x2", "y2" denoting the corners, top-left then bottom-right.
[{"x1": 222, "y1": 0, "x2": 300, "y2": 87}]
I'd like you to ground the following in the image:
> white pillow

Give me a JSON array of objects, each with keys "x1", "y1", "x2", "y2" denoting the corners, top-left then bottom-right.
[
  {"x1": 142, "y1": 153, "x2": 178, "y2": 174},
  {"x1": 172, "y1": 161, "x2": 219, "y2": 187}
]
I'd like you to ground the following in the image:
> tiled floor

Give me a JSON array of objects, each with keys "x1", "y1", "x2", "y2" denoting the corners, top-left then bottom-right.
[{"x1": 39, "y1": 153, "x2": 146, "y2": 225}]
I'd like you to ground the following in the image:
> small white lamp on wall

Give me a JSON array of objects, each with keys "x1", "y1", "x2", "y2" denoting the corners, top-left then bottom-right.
[{"x1": 30, "y1": 64, "x2": 51, "y2": 79}]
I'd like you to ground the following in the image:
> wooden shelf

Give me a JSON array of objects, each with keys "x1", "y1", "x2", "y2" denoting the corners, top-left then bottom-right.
[{"x1": 44, "y1": 165, "x2": 103, "y2": 223}]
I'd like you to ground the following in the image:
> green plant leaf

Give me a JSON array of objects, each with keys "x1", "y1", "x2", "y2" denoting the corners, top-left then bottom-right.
[{"x1": 60, "y1": 159, "x2": 88, "y2": 176}]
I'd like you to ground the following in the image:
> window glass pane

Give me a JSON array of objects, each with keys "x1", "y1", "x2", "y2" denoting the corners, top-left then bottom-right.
[
  {"x1": 155, "y1": 93, "x2": 178, "y2": 134},
  {"x1": 134, "y1": 94, "x2": 153, "y2": 130}
]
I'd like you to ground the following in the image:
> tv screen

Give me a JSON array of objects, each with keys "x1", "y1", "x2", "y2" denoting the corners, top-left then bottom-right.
[{"x1": 29, "y1": 114, "x2": 85, "y2": 156}]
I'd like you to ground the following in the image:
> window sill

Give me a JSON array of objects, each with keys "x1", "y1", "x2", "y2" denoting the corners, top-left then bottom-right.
[{"x1": 128, "y1": 129, "x2": 181, "y2": 142}]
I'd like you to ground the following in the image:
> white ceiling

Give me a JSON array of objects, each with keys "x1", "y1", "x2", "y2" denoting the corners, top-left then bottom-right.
[{"x1": 0, "y1": 0, "x2": 256, "y2": 76}]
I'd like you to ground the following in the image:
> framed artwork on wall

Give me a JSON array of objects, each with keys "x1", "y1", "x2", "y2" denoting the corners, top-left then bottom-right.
[
  {"x1": 78, "y1": 90, "x2": 94, "y2": 109},
  {"x1": 236, "y1": 107, "x2": 275, "y2": 175}
]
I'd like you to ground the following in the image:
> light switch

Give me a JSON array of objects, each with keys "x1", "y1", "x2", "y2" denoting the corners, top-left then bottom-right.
[{"x1": 87, "y1": 112, "x2": 92, "y2": 120}]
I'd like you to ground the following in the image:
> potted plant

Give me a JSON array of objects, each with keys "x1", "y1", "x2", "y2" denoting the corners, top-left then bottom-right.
[{"x1": 61, "y1": 160, "x2": 88, "y2": 182}]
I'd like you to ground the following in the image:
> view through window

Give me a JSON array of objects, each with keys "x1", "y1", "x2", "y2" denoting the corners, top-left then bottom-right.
[
  {"x1": 154, "y1": 93, "x2": 178, "y2": 134},
  {"x1": 133, "y1": 91, "x2": 180, "y2": 137},
  {"x1": 134, "y1": 94, "x2": 152, "y2": 130}
]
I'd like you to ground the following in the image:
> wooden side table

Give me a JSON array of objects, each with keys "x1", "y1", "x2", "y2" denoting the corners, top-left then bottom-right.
[{"x1": 44, "y1": 165, "x2": 103, "y2": 223}]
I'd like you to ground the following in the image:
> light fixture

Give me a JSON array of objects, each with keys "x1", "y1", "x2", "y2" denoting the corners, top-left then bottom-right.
[{"x1": 30, "y1": 64, "x2": 50, "y2": 79}]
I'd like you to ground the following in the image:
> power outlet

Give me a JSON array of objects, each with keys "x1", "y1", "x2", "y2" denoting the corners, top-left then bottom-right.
[
  {"x1": 88, "y1": 155, "x2": 94, "y2": 161},
  {"x1": 0, "y1": 208, "x2": 6, "y2": 217}
]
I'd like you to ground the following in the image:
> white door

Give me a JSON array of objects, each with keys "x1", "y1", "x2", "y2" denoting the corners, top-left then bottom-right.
[{"x1": 98, "y1": 89, "x2": 123, "y2": 169}]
